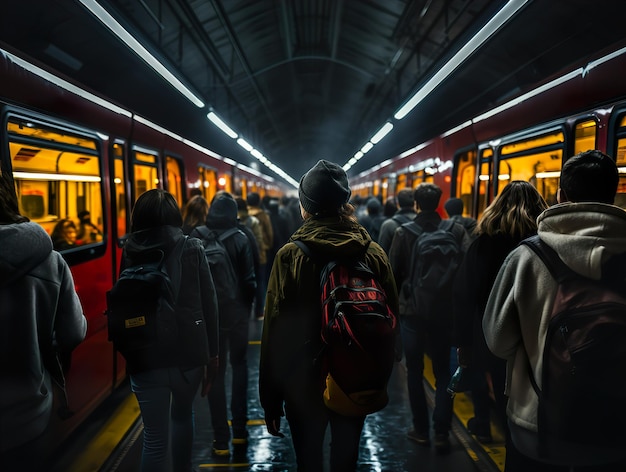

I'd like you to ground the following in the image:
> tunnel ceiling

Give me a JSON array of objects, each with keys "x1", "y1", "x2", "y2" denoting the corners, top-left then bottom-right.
[{"x1": 2, "y1": 1, "x2": 626, "y2": 186}]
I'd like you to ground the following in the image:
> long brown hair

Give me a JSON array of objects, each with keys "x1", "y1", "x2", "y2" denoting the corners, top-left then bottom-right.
[{"x1": 476, "y1": 181, "x2": 548, "y2": 240}]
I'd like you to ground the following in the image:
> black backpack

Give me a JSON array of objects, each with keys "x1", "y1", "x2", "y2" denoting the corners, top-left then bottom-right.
[
  {"x1": 191, "y1": 226, "x2": 240, "y2": 313},
  {"x1": 294, "y1": 241, "x2": 397, "y2": 417},
  {"x1": 106, "y1": 237, "x2": 186, "y2": 362},
  {"x1": 522, "y1": 235, "x2": 626, "y2": 454},
  {"x1": 402, "y1": 219, "x2": 461, "y2": 318}
]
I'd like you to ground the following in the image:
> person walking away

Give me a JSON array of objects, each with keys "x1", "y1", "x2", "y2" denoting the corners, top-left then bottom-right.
[
  {"x1": 483, "y1": 150, "x2": 626, "y2": 471},
  {"x1": 452, "y1": 181, "x2": 548, "y2": 448},
  {"x1": 378, "y1": 189, "x2": 416, "y2": 253},
  {"x1": 121, "y1": 189, "x2": 219, "y2": 472},
  {"x1": 259, "y1": 160, "x2": 399, "y2": 471},
  {"x1": 182, "y1": 194, "x2": 209, "y2": 235},
  {"x1": 388, "y1": 183, "x2": 470, "y2": 454},
  {"x1": 0, "y1": 174, "x2": 86, "y2": 471},
  {"x1": 444, "y1": 197, "x2": 477, "y2": 238},
  {"x1": 198, "y1": 193, "x2": 256, "y2": 457},
  {"x1": 247, "y1": 192, "x2": 273, "y2": 319}
]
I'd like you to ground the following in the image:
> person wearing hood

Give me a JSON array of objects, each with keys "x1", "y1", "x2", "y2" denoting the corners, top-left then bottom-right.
[
  {"x1": 122, "y1": 189, "x2": 219, "y2": 472},
  {"x1": 259, "y1": 159, "x2": 399, "y2": 471},
  {"x1": 201, "y1": 192, "x2": 256, "y2": 457},
  {"x1": 483, "y1": 150, "x2": 626, "y2": 471},
  {"x1": 0, "y1": 174, "x2": 86, "y2": 470}
]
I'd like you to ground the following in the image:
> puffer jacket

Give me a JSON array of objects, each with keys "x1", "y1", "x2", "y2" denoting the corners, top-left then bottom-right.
[
  {"x1": 483, "y1": 202, "x2": 626, "y2": 465},
  {"x1": 259, "y1": 215, "x2": 399, "y2": 418},
  {"x1": 0, "y1": 222, "x2": 86, "y2": 452},
  {"x1": 122, "y1": 225, "x2": 219, "y2": 373}
]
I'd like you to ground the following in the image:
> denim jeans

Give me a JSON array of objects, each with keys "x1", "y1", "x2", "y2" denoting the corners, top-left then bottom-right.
[
  {"x1": 131, "y1": 366, "x2": 203, "y2": 472},
  {"x1": 208, "y1": 316, "x2": 250, "y2": 442},
  {"x1": 400, "y1": 316, "x2": 453, "y2": 435}
]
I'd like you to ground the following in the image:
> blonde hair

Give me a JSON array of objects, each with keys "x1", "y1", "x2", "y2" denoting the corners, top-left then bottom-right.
[{"x1": 477, "y1": 181, "x2": 548, "y2": 240}]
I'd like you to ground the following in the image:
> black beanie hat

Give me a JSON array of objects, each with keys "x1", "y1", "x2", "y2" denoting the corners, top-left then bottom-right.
[
  {"x1": 299, "y1": 160, "x2": 351, "y2": 215},
  {"x1": 206, "y1": 194, "x2": 238, "y2": 228},
  {"x1": 444, "y1": 198, "x2": 464, "y2": 216}
]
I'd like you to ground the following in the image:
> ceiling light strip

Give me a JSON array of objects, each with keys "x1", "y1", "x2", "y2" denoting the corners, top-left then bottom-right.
[{"x1": 78, "y1": 0, "x2": 205, "y2": 108}]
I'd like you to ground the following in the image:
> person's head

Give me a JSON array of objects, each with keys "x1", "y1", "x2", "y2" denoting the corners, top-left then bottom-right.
[
  {"x1": 0, "y1": 172, "x2": 28, "y2": 224},
  {"x1": 235, "y1": 196, "x2": 248, "y2": 214},
  {"x1": 299, "y1": 159, "x2": 353, "y2": 220},
  {"x1": 207, "y1": 192, "x2": 238, "y2": 227},
  {"x1": 383, "y1": 197, "x2": 397, "y2": 217},
  {"x1": 51, "y1": 219, "x2": 77, "y2": 244},
  {"x1": 78, "y1": 210, "x2": 91, "y2": 223},
  {"x1": 366, "y1": 197, "x2": 382, "y2": 216},
  {"x1": 130, "y1": 189, "x2": 183, "y2": 232},
  {"x1": 396, "y1": 189, "x2": 414, "y2": 210},
  {"x1": 558, "y1": 150, "x2": 618, "y2": 204},
  {"x1": 182, "y1": 195, "x2": 209, "y2": 229},
  {"x1": 247, "y1": 192, "x2": 261, "y2": 208},
  {"x1": 444, "y1": 198, "x2": 464, "y2": 217},
  {"x1": 414, "y1": 183, "x2": 442, "y2": 212},
  {"x1": 477, "y1": 180, "x2": 548, "y2": 240}
]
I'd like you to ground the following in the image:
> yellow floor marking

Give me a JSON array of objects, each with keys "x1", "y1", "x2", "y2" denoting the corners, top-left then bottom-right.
[
  {"x1": 423, "y1": 356, "x2": 505, "y2": 472},
  {"x1": 69, "y1": 394, "x2": 140, "y2": 472},
  {"x1": 198, "y1": 463, "x2": 250, "y2": 468}
]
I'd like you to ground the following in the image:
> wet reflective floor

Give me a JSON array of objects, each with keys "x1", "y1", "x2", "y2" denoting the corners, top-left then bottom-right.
[{"x1": 51, "y1": 320, "x2": 498, "y2": 471}]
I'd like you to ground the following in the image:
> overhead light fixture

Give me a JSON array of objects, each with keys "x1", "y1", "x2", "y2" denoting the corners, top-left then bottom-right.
[
  {"x1": 208, "y1": 111, "x2": 238, "y2": 138},
  {"x1": 370, "y1": 122, "x2": 394, "y2": 144},
  {"x1": 360, "y1": 142, "x2": 374, "y2": 154},
  {"x1": 236, "y1": 138, "x2": 253, "y2": 152},
  {"x1": 79, "y1": 0, "x2": 205, "y2": 108},
  {"x1": 394, "y1": 0, "x2": 529, "y2": 120}
]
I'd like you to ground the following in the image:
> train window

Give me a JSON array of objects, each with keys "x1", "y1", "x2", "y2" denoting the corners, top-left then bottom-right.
[
  {"x1": 7, "y1": 116, "x2": 104, "y2": 251},
  {"x1": 396, "y1": 173, "x2": 407, "y2": 192},
  {"x1": 112, "y1": 143, "x2": 127, "y2": 239},
  {"x1": 218, "y1": 173, "x2": 232, "y2": 195},
  {"x1": 453, "y1": 150, "x2": 477, "y2": 217},
  {"x1": 477, "y1": 150, "x2": 493, "y2": 219},
  {"x1": 133, "y1": 148, "x2": 159, "y2": 201},
  {"x1": 574, "y1": 120, "x2": 597, "y2": 155},
  {"x1": 498, "y1": 131, "x2": 564, "y2": 205},
  {"x1": 165, "y1": 156, "x2": 183, "y2": 207},
  {"x1": 198, "y1": 166, "x2": 217, "y2": 202}
]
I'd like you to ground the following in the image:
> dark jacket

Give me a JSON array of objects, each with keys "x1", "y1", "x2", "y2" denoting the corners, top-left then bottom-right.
[
  {"x1": 0, "y1": 222, "x2": 86, "y2": 452},
  {"x1": 378, "y1": 208, "x2": 416, "y2": 253},
  {"x1": 259, "y1": 215, "x2": 399, "y2": 418},
  {"x1": 205, "y1": 209, "x2": 257, "y2": 322},
  {"x1": 388, "y1": 211, "x2": 470, "y2": 319},
  {"x1": 122, "y1": 226, "x2": 219, "y2": 372}
]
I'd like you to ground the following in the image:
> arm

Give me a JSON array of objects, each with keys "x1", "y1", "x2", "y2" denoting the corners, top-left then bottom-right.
[{"x1": 53, "y1": 255, "x2": 87, "y2": 350}]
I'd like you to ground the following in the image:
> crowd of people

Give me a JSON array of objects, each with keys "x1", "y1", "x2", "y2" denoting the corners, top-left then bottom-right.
[{"x1": 2, "y1": 149, "x2": 625, "y2": 472}]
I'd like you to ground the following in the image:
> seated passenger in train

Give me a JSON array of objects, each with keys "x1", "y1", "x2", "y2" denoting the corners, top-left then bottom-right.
[
  {"x1": 76, "y1": 210, "x2": 102, "y2": 243},
  {"x1": 51, "y1": 218, "x2": 79, "y2": 251}
]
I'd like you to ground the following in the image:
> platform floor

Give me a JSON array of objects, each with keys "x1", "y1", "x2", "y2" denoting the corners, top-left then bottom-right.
[{"x1": 50, "y1": 320, "x2": 504, "y2": 471}]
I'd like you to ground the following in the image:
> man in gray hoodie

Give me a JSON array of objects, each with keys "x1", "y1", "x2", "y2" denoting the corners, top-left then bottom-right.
[
  {"x1": 483, "y1": 150, "x2": 626, "y2": 472},
  {"x1": 0, "y1": 175, "x2": 86, "y2": 470}
]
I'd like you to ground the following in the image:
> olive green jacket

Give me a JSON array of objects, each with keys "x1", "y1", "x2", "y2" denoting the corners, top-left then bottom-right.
[{"x1": 258, "y1": 215, "x2": 399, "y2": 417}]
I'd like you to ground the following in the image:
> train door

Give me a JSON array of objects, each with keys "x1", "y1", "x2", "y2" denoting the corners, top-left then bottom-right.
[
  {"x1": 198, "y1": 165, "x2": 218, "y2": 203},
  {"x1": 609, "y1": 113, "x2": 626, "y2": 209},
  {"x1": 165, "y1": 155, "x2": 184, "y2": 207},
  {"x1": 452, "y1": 148, "x2": 477, "y2": 218},
  {"x1": 131, "y1": 145, "x2": 160, "y2": 203}
]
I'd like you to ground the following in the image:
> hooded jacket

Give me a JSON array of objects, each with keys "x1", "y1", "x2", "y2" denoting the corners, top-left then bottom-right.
[
  {"x1": 0, "y1": 222, "x2": 86, "y2": 452},
  {"x1": 483, "y1": 202, "x2": 626, "y2": 465},
  {"x1": 122, "y1": 225, "x2": 219, "y2": 373},
  {"x1": 259, "y1": 215, "x2": 399, "y2": 418}
]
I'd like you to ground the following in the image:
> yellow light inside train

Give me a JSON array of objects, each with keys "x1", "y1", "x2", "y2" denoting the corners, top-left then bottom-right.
[
  {"x1": 114, "y1": 178, "x2": 122, "y2": 184},
  {"x1": 536, "y1": 171, "x2": 561, "y2": 178},
  {"x1": 218, "y1": 177, "x2": 227, "y2": 187},
  {"x1": 13, "y1": 171, "x2": 101, "y2": 182}
]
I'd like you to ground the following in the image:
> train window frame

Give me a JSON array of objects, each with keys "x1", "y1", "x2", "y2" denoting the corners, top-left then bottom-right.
[
  {"x1": 130, "y1": 144, "x2": 161, "y2": 203},
  {"x1": 163, "y1": 152, "x2": 185, "y2": 207},
  {"x1": 493, "y1": 124, "x2": 566, "y2": 205},
  {"x1": 451, "y1": 144, "x2": 478, "y2": 218},
  {"x1": 4, "y1": 110, "x2": 107, "y2": 265}
]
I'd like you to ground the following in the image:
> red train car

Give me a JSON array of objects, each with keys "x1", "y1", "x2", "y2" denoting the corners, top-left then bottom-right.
[
  {"x1": 0, "y1": 44, "x2": 285, "y2": 449},
  {"x1": 350, "y1": 41, "x2": 626, "y2": 216}
]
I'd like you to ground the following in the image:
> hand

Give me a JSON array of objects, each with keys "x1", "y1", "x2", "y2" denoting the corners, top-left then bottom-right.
[
  {"x1": 201, "y1": 356, "x2": 219, "y2": 396},
  {"x1": 265, "y1": 410, "x2": 285, "y2": 438}
]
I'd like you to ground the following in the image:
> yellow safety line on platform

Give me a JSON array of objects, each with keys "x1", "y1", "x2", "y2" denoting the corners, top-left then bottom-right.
[
  {"x1": 69, "y1": 394, "x2": 141, "y2": 472},
  {"x1": 198, "y1": 463, "x2": 250, "y2": 469},
  {"x1": 423, "y1": 356, "x2": 506, "y2": 472}
]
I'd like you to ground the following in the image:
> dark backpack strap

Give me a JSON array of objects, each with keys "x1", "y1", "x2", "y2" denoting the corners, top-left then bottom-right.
[
  {"x1": 293, "y1": 240, "x2": 314, "y2": 259},
  {"x1": 218, "y1": 226, "x2": 240, "y2": 242},
  {"x1": 521, "y1": 235, "x2": 572, "y2": 283},
  {"x1": 392, "y1": 214, "x2": 412, "y2": 225},
  {"x1": 438, "y1": 218, "x2": 456, "y2": 233},
  {"x1": 190, "y1": 225, "x2": 211, "y2": 241},
  {"x1": 401, "y1": 220, "x2": 423, "y2": 239}
]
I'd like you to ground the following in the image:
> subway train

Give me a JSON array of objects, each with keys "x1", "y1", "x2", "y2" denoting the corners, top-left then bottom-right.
[
  {"x1": 0, "y1": 44, "x2": 285, "y2": 452},
  {"x1": 349, "y1": 40, "x2": 626, "y2": 214}
]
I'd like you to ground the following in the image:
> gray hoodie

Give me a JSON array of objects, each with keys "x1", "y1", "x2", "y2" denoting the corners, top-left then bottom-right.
[
  {"x1": 0, "y1": 222, "x2": 86, "y2": 452},
  {"x1": 483, "y1": 202, "x2": 626, "y2": 466}
]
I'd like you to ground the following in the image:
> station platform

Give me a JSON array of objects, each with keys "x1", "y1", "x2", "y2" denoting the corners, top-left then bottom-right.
[{"x1": 49, "y1": 320, "x2": 505, "y2": 471}]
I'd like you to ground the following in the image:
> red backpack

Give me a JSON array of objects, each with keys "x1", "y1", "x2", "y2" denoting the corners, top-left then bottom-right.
[{"x1": 295, "y1": 241, "x2": 397, "y2": 416}]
